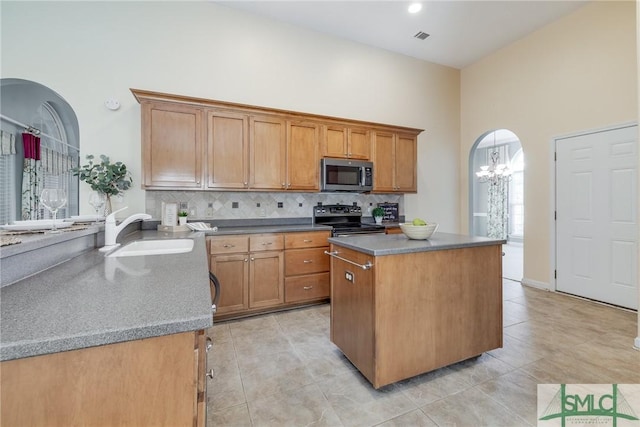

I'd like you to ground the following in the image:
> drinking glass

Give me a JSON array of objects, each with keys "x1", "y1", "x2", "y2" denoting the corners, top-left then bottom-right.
[
  {"x1": 40, "y1": 188, "x2": 67, "y2": 234},
  {"x1": 88, "y1": 192, "x2": 106, "y2": 221}
]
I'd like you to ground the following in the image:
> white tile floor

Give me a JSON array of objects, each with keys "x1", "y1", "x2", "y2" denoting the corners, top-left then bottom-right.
[{"x1": 205, "y1": 280, "x2": 639, "y2": 426}]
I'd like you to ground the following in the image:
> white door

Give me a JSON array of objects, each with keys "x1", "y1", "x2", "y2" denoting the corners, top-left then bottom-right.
[{"x1": 556, "y1": 124, "x2": 638, "y2": 309}]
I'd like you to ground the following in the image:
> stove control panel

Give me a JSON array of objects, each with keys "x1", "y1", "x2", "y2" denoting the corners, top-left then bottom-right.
[{"x1": 313, "y1": 204, "x2": 362, "y2": 217}]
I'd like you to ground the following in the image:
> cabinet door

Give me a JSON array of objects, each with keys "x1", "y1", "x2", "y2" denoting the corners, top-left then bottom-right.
[
  {"x1": 249, "y1": 251, "x2": 284, "y2": 308},
  {"x1": 207, "y1": 111, "x2": 249, "y2": 189},
  {"x1": 1, "y1": 332, "x2": 197, "y2": 426},
  {"x1": 330, "y1": 247, "x2": 374, "y2": 381},
  {"x1": 348, "y1": 128, "x2": 371, "y2": 160},
  {"x1": 395, "y1": 134, "x2": 417, "y2": 192},
  {"x1": 250, "y1": 116, "x2": 286, "y2": 190},
  {"x1": 142, "y1": 102, "x2": 203, "y2": 188},
  {"x1": 210, "y1": 254, "x2": 249, "y2": 314},
  {"x1": 287, "y1": 121, "x2": 320, "y2": 191},
  {"x1": 372, "y1": 131, "x2": 396, "y2": 192},
  {"x1": 323, "y1": 125, "x2": 348, "y2": 158}
]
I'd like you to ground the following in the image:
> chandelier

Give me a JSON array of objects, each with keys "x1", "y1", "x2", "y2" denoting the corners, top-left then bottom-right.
[{"x1": 476, "y1": 133, "x2": 513, "y2": 184}]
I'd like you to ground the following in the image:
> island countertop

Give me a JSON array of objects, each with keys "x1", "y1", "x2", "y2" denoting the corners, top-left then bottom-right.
[
  {"x1": 0, "y1": 231, "x2": 213, "y2": 362},
  {"x1": 328, "y1": 232, "x2": 506, "y2": 256}
]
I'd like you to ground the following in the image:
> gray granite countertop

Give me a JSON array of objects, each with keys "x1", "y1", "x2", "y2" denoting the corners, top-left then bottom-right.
[
  {"x1": 0, "y1": 230, "x2": 213, "y2": 361},
  {"x1": 328, "y1": 232, "x2": 506, "y2": 256}
]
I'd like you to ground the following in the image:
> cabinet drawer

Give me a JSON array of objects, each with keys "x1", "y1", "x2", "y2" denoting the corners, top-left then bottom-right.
[
  {"x1": 208, "y1": 235, "x2": 249, "y2": 254},
  {"x1": 285, "y1": 247, "x2": 330, "y2": 276},
  {"x1": 285, "y1": 231, "x2": 330, "y2": 249},
  {"x1": 250, "y1": 234, "x2": 284, "y2": 252},
  {"x1": 285, "y1": 273, "x2": 330, "y2": 302}
]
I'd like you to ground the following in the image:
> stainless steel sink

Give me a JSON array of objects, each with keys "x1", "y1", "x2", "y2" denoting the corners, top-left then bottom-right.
[{"x1": 106, "y1": 239, "x2": 194, "y2": 257}]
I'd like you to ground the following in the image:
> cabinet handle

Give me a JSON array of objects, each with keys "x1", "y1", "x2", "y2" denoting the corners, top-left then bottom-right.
[
  {"x1": 303, "y1": 260, "x2": 313, "y2": 264},
  {"x1": 206, "y1": 369, "x2": 214, "y2": 379},
  {"x1": 244, "y1": 258, "x2": 248, "y2": 262},
  {"x1": 196, "y1": 180, "x2": 200, "y2": 184},
  {"x1": 324, "y1": 250, "x2": 373, "y2": 270},
  {"x1": 206, "y1": 337, "x2": 212, "y2": 352},
  {"x1": 303, "y1": 286, "x2": 313, "y2": 290},
  {"x1": 262, "y1": 242, "x2": 273, "y2": 245},
  {"x1": 251, "y1": 257, "x2": 255, "y2": 261},
  {"x1": 282, "y1": 182, "x2": 286, "y2": 188},
  {"x1": 303, "y1": 239, "x2": 312, "y2": 243},
  {"x1": 287, "y1": 183, "x2": 291, "y2": 188},
  {"x1": 223, "y1": 244, "x2": 235, "y2": 248}
]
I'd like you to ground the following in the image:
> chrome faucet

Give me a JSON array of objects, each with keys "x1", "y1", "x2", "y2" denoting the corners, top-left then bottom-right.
[{"x1": 100, "y1": 207, "x2": 152, "y2": 252}]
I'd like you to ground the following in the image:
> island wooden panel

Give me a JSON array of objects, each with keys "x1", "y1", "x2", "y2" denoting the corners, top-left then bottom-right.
[{"x1": 330, "y1": 244, "x2": 503, "y2": 389}]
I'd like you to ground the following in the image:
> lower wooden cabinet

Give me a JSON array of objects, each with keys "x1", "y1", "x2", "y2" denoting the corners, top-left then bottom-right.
[
  {"x1": 284, "y1": 231, "x2": 331, "y2": 303},
  {"x1": 208, "y1": 230, "x2": 330, "y2": 319},
  {"x1": 285, "y1": 272, "x2": 330, "y2": 303},
  {"x1": 208, "y1": 234, "x2": 284, "y2": 318},
  {"x1": 1, "y1": 330, "x2": 209, "y2": 427}
]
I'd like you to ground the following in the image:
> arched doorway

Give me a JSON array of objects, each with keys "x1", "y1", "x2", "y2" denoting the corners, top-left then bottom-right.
[{"x1": 469, "y1": 129, "x2": 524, "y2": 281}]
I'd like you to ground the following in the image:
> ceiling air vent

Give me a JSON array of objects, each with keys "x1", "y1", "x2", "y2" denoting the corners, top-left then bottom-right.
[{"x1": 414, "y1": 31, "x2": 430, "y2": 40}]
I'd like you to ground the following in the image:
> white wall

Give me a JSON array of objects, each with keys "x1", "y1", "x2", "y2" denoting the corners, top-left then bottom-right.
[
  {"x1": 461, "y1": 1, "x2": 638, "y2": 288},
  {"x1": 1, "y1": 1, "x2": 460, "y2": 227}
]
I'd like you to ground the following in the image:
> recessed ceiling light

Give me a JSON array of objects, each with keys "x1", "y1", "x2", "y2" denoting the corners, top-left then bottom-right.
[{"x1": 408, "y1": 3, "x2": 422, "y2": 14}]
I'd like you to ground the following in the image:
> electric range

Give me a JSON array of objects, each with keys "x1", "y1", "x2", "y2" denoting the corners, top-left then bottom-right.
[{"x1": 313, "y1": 203, "x2": 386, "y2": 236}]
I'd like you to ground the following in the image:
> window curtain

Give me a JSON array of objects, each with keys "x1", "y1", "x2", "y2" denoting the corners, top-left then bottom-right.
[
  {"x1": 21, "y1": 133, "x2": 43, "y2": 220},
  {"x1": 487, "y1": 177, "x2": 509, "y2": 239},
  {"x1": 486, "y1": 145, "x2": 510, "y2": 240}
]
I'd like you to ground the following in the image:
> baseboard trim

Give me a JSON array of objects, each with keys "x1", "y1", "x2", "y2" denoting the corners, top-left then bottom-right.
[{"x1": 521, "y1": 278, "x2": 552, "y2": 291}]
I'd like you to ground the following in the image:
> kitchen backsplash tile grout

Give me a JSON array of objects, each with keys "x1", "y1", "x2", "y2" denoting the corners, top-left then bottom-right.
[{"x1": 145, "y1": 191, "x2": 403, "y2": 220}]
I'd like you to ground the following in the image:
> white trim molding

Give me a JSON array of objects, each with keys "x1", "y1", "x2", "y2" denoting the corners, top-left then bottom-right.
[{"x1": 521, "y1": 277, "x2": 551, "y2": 291}]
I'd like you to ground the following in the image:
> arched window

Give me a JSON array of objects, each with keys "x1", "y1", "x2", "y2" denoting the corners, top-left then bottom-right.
[
  {"x1": 0, "y1": 78, "x2": 79, "y2": 223},
  {"x1": 33, "y1": 102, "x2": 77, "y2": 219}
]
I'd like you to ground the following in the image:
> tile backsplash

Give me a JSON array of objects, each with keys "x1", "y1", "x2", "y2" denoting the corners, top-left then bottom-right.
[{"x1": 145, "y1": 191, "x2": 403, "y2": 221}]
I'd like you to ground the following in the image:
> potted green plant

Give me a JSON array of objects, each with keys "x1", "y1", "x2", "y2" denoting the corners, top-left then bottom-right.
[
  {"x1": 72, "y1": 154, "x2": 132, "y2": 215},
  {"x1": 178, "y1": 210, "x2": 188, "y2": 226},
  {"x1": 372, "y1": 207, "x2": 385, "y2": 224}
]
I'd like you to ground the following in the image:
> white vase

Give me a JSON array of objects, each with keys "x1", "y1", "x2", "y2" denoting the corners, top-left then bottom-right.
[
  {"x1": 374, "y1": 216, "x2": 383, "y2": 225},
  {"x1": 179, "y1": 216, "x2": 187, "y2": 226}
]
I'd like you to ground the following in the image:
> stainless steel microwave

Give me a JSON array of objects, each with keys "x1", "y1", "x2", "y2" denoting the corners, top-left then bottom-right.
[{"x1": 321, "y1": 158, "x2": 373, "y2": 192}]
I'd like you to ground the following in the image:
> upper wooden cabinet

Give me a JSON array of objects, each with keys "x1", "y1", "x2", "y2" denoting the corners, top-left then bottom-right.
[
  {"x1": 132, "y1": 89, "x2": 422, "y2": 193},
  {"x1": 141, "y1": 102, "x2": 204, "y2": 188},
  {"x1": 250, "y1": 115, "x2": 286, "y2": 190},
  {"x1": 207, "y1": 111, "x2": 249, "y2": 189},
  {"x1": 372, "y1": 131, "x2": 417, "y2": 193},
  {"x1": 322, "y1": 125, "x2": 371, "y2": 160},
  {"x1": 287, "y1": 121, "x2": 320, "y2": 191}
]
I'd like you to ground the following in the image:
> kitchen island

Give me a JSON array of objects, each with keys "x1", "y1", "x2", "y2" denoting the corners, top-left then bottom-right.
[{"x1": 327, "y1": 232, "x2": 505, "y2": 389}]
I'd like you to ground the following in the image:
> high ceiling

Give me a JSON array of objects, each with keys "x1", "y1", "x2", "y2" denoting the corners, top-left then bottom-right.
[{"x1": 215, "y1": 1, "x2": 589, "y2": 69}]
